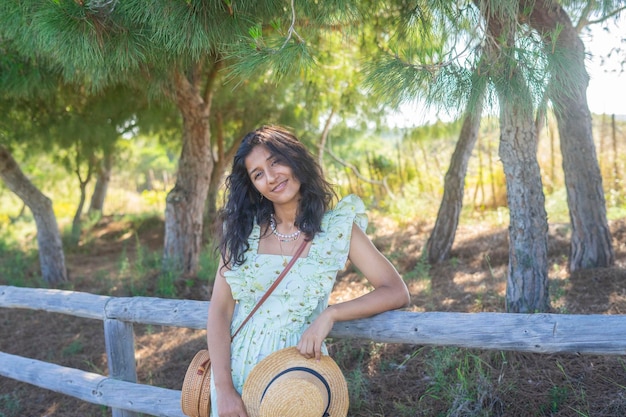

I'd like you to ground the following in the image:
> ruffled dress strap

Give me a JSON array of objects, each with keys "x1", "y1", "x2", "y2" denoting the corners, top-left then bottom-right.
[{"x1": 312, "y1": 194, "x2": 368, "y2": 271}]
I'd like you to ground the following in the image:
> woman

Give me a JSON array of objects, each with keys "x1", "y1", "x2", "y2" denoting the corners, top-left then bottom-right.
[{"x1": 207, "y1": 125, "x2": 410, "y2": 417}]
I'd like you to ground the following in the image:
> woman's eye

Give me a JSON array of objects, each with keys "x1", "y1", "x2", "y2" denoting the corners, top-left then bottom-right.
[{"x1": 253, "y1": 171, "x2": 263, "y2": 180}]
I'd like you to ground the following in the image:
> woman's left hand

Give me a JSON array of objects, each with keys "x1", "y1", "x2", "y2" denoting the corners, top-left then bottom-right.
[{"x1": 296, "y1": 307, "x2": 336, "y2": 360}]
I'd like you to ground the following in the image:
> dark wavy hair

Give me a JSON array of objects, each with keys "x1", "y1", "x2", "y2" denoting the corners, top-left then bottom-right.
[{"x1": 218, "y1": 125, "x2": 335, "y2": 268}]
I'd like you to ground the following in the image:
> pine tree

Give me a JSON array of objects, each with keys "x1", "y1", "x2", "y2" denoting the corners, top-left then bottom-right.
[
  {"x1": 0, "y1": 0, "x2": 365, "y2": 278},
  {"x1": 363, "y1": 0, "x2": 619, "y2": 311}
]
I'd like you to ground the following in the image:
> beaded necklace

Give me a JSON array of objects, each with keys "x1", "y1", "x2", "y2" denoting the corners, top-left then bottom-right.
[{"x1": 269, "y1": 214, "x2": 301, "y2": 242}]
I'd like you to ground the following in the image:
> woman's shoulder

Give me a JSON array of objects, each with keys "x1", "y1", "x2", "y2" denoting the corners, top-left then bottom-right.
[
  {"x1": 333, "y1": 193, "x2": 365, "y2": 214},
  {"x1": 323, "y1": 194, "x2": 367, "y2": 231}
]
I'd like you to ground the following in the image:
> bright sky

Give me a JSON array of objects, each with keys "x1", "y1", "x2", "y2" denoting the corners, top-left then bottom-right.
[
  {"x1": 583, "y1": 17, "x2": 626, "y2": 116},
  {"x1": 388, "y1": 14, "x2": 625, "y2": 128}
]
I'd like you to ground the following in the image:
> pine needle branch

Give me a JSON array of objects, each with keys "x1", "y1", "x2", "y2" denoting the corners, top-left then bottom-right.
[
  {"x1": 585, "y1": 5, "x2": 626, "y2": 26},
  {"x1": 278, "y1": 0, "x2": 305, "y2": 52}
]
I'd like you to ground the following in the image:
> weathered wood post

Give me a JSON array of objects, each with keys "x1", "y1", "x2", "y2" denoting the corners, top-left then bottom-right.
[{"x1": 104, "y1": 319, "x2": 139, "y2": 417}]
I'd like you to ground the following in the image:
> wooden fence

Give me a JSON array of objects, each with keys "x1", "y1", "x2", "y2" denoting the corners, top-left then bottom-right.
[{"x1": 2, "y1": 284, "x2": 626, "y2": 416}]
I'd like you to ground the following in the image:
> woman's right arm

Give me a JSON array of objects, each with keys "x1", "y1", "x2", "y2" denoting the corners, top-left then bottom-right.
[{"x1": 206, "y1": 259, "x2": 248, "y2": 417}]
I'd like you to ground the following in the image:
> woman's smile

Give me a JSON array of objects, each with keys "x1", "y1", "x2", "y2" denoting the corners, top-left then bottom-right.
[{"x1": 272, "y1": 180, "x2": 288, "y2": 192}]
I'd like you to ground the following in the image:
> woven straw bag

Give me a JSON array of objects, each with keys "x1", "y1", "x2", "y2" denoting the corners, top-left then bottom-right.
[
  {"x1": 180, "y1": 240, "x2": 307, "y2": 417},
  {"x1": 181, "y1": 350, "x2": 212, "y2": 417}
]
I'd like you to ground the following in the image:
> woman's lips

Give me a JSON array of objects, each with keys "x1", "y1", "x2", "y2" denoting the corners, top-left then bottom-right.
[{"x1": 272, "y1": 180, "x2": 287, "y2": 193}]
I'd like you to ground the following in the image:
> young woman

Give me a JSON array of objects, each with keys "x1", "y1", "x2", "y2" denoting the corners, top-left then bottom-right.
[{"x1": 206, "y1": 125, "x2": 410, "y2": 417}]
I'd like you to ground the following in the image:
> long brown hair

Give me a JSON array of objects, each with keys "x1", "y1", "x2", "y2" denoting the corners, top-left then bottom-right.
[{"x1": 218, "y1": 125, "x2": 335, "y2": 268}]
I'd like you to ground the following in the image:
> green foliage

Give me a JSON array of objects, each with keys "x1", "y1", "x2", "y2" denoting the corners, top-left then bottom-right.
[
  {"x1": 362, "y1": 1, "x2": 479, "y2": 112},
  {"x1": 0, "y1": 39, "x2": 62, "y2": 98},
  {"x1": 403, "y1": 255, "x2": 432, "y2": 281},
  {"x1": 330, "y1": 339, "x2": 371, "y2": 412},
  {"x1": 421, "y1": 347, "x2": 505, "y2": 417},
  {"x1": 345, "y1": 366, "x2": 369, "y2": 412},
  {"x1": 115, "y1": 236, "x2": 162, "y2": 296},
  {"x1": 155, "y1": 269, "x2": 177, "y2": 298},
  {"x1": 549, "y1": 361, "x2": 591, "y2": 416},
  {"x1": 62, "y1": 339, "x2": 84, "y2": 356},
  {"x1": 0, "y1": 393, "x2": 21, "y2": 417},
  {"x1": 542, "y1": 385, "x2": 570, "y2": 414},
  {"x1": 197, "y1": 243, "x2": 220, "y2": 285},
  {"x1": 226, "y1": 37, "x2": 315, "y2": 85},
  {"x1": 0, "y1": 228, "x2": 41, "y2": 287}
]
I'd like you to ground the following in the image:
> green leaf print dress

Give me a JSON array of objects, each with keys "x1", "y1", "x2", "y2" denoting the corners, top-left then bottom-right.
[{"x1": 209, "y1": 194, "x2": 367, "y2": 416}]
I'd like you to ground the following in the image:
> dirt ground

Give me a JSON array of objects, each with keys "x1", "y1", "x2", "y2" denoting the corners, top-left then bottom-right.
[{"x1": 2, "y1": 215, "x2": 626, "y2": 417}]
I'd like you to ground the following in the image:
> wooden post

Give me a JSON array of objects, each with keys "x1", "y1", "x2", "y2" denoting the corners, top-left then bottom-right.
[{"x1": 104, "y1": 319, "x2": 139, "y2": 417}]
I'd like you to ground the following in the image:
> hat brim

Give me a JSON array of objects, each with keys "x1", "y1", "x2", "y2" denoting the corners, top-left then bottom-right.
[{"x1": 242, "y1": 347, "x2": 349, "y2": 417}]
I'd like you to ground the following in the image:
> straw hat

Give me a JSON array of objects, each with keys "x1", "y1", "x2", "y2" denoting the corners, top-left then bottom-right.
[{"x1": 242, "y1": 347, "x2": 349, "y2": 417}]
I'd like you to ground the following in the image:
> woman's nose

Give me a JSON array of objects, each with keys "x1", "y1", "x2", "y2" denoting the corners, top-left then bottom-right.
[{"x1": 265, "y1": 167, "x2": 277, "y2": 183}]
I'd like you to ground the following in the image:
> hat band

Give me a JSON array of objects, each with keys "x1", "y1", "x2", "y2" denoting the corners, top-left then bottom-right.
[{"x1": 260, "y1": 366, "x2": 332, "y2": 417}]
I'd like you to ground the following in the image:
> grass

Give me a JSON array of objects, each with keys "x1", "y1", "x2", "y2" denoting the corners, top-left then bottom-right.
[
  {"x1": 428, "y1": 349, "x2": 503, "y2": 416},
  {"x1": 0, "y1": 207, "x2": 220, "y2": 299},
  {"x1": 331, "y1": 341, "x2": 525, "y2": 417},
  {"x1": 553, "y1": 361, "x2": 591, "y2": 417},
  {"x1": 119, "y1": 236, "x2": 165, "y2": 296},
  {"x1": 0, "y1": 226, "x2": 41, "y2": 287},
  {"x1": 198, "y1": 243, "x2": 220, "y2": 285},
  {"x1": 331, "y1": 340, "x2": 372, "y2": 412},
  {"x1": 404, "y1": 255, "x2": 432, "y2": 282},
  {"x1": 0, "y1": 393, "x2": 21, "y2": 417},
  {"x1": 62, "y1": 339, "x2": 84, "y2": 357}
]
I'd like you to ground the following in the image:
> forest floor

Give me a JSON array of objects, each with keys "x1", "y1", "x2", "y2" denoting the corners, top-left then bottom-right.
[{"x1": 2, "y1": 213, "x2": 626, "y2": 417}]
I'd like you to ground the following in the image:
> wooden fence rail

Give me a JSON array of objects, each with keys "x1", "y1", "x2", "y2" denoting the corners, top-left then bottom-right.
[
  {"x1": 2, "y1": 285, "x2": 626, "y2": 416},
  {"x1": 0, "y1": 351, "x2": 183, "y2": 417}
]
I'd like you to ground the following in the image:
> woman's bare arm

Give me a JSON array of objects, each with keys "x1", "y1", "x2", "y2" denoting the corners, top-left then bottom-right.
[
  {"x1": 297, "y1": 223, "x2": 410, "y2": 359},
  {"x1": 206, "y1": 260, "x2": 249, "y2": 417}
]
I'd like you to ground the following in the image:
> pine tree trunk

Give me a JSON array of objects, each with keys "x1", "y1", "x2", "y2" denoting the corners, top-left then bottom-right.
[
  {"x1": 205, "y1": 112, "x2": 224, "y2": 234},
  {"x1": 481, "y1": 2, "x2": 550, "y2": 312},
  {"x1": 71, "y1": 157, "x2": 93, "y2": 245},
  {"x1": 89, "y1": 150, "x2": 113, "y2": 214},
  {"x1": 163, "y1": 70, "x2": 213, "y2": 277},
  {"x1": 499, "y1": 101, "x2": 550, "y2": 313},
  {"x1": 526, "y1": 0, "x2": 614, "y2": 271},
  {"x1": 612, "y1": 115, "x2": 621, "y2": 204},
  {"x1": 205, "y1": 174, "x2": 220, "y2": 237},
  {"x1": 0, "y1": 146, "x2": 68, "y2": 285},
  {"x1": 424, "y1": 81, "x2": 485, "y2": 264},
  {"x1": 71, "y1": 180, "x2": 88, "y2": 244},
  {"x1": 204, "y1": 111, "x2": 247, "y2": 239}
]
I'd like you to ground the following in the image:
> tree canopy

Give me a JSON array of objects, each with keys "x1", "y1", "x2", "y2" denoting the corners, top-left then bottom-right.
[{"x1": 0, "y1": 0, "x2": 624, "y2": 313}]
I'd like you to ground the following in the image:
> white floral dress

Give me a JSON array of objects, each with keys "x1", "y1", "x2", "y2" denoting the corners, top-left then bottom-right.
[{"x1": 209, "y1": 194, "x2": 367, "y2": 416}]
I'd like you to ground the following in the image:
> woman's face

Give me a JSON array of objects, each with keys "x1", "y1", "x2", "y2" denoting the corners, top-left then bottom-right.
[{"x1": 245, "y1": 145, "x2": 301, "y2": 206}]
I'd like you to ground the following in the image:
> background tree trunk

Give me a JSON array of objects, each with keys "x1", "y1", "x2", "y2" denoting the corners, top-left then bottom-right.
[
  {"x1": 499, "y1": 101, "x2": 550, "y2": 313},
  {"x1": 89, "y1": 150, "x2": 113, "y2": 215},
  {"x1": 163, "y1": 69, "x2": 213, "y2": 277},
  {"x1": 205, "y1": 112, "x2": 240, "y2": 235},
  {"x1": 0, "y1": 146, "x2": 68, "y2": 285},
  {"x1": 481, "y1": 2, "x2": 550, "y2": 312},
  {"x1": 205, "y1": 112, "x2": 225, "y2": 236},
  {"x1": 526, "y1": 0, "x2": 614, "y2": 271},
  {"x1": 611, "y1": 114, "x2": 621, "y2": 205},
  {"x1": 318, "y1": 109, "x2": 335, "y2": 168},
  {"x1": 71, "y1": 151, "x2": 94, "y2": 245},
  {"x1": 424, "y1": 80, "x2": 485, "y2": 264}
]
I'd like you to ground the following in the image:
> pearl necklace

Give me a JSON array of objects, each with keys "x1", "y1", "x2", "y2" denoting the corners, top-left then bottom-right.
[{"x1": 270, "y1": 214, "x2": 301, "y2": 242}]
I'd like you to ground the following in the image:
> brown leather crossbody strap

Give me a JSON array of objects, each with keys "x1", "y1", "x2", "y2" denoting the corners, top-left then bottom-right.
[{"x1": 230, "y1": 239, "x2": 308, "y2": 341}]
